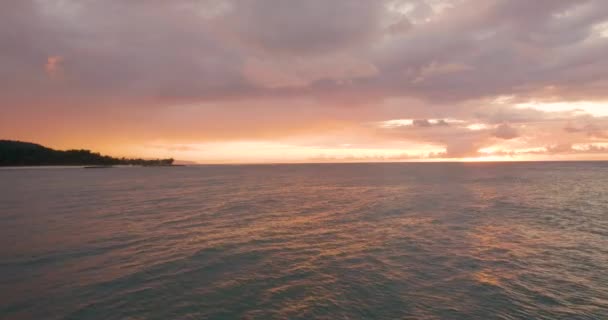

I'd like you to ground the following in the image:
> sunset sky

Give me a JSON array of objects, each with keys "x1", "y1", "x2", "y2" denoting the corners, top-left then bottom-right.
[{"x1": 2, "y1": 0, "x2": 608, "y2": 163}]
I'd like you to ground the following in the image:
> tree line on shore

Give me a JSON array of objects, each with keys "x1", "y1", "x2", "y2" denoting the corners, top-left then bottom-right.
[{"x1": 0, "y1": 140, "x2": 173, "y2": 166}]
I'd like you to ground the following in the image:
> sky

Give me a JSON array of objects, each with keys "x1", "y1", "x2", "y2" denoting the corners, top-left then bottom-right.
[{"x1": 2, "y1": 0, "x2": 608, "y2": 163}]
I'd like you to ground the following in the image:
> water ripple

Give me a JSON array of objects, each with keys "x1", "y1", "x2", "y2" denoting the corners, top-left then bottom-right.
[{"x1": 1, "y1": 163, "x2": 607, "y2": 319}]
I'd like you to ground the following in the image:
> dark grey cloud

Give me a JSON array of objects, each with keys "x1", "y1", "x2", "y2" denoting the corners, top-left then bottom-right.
[
  {"x1": 2, "y1": 0, "x2": 608, "y2": 104},
  {"x1": 226, "y1": 0, "x2": 383, "y2": 55}
]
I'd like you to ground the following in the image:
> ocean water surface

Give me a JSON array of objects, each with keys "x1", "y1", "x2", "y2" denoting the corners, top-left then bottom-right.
[{"x1": 1, "y1": 162, "x2": 607, "y2": 319}]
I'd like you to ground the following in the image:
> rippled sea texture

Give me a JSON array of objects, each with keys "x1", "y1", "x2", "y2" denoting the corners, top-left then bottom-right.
[{"x1": 1, "y1": 163, "x2": 608, "y2": 319}]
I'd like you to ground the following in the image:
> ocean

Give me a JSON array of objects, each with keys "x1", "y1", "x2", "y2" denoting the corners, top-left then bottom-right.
[{"x1": 1, "y1": 163, "x2": 607, "y2": 319}]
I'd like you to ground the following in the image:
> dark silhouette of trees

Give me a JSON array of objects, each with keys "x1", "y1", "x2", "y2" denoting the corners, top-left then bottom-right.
[{"x1": 0, "y1": 140, "x2": 174, "y2": 166}]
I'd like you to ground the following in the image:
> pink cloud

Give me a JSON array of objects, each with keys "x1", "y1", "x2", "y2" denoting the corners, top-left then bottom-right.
[
  {"x1": 44, "y1": 56, "x2": 63, "y2": 78},
  {"x1": 1, "y1": 0, "x2": 608, "y2": 162}
]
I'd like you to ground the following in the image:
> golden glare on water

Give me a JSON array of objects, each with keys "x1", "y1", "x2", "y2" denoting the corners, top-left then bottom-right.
[{"x1": 1, "y1": 162, "x2": 607, "y2": 319}]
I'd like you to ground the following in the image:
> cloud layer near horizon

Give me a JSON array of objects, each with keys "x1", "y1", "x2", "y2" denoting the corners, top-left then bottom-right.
[{"x1": 1, "y1": 0, "x2": 608, "y2": 162}]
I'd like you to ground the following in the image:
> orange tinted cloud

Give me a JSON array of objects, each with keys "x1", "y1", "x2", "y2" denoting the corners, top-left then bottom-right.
[
  {"x1": 1, "y1": 1, "x2": 608, "y2": 162},
  {"x1": 44, "y1": 56, "x2": 63, "y2": 78}
]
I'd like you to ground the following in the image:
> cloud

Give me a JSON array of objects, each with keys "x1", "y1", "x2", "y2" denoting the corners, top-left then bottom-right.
[
  {"x1": 493, "y1": 124, "x2": 519, "y2": 140},
  {"x1": 4, "y1": 0, "x2": 608, "y2": 103},
  {"x1": 225, "y1": 0, "x2": 384, "y2": 55},
  {"x1": 413, "y1": 62, "x2": 473, "y2": 83},
  {"x1": 411, "y1": 119, "x2": 451, "y2": 127},
  {"x1": 1, "y1": 0, "x2": 608, "y2": 161},
  {"x1": 44, "y1": 56, "x2": 63, "y2": 78}
]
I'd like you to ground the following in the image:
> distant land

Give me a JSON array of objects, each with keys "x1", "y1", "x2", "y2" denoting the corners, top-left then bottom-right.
[{"x1": 0, "y1": 140, "x2": 174, "y2": 166}]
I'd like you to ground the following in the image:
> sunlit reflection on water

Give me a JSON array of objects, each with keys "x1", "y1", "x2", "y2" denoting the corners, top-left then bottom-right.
[{"x1": 1, "y1": 163, "x2": 607, "y2": 319}]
